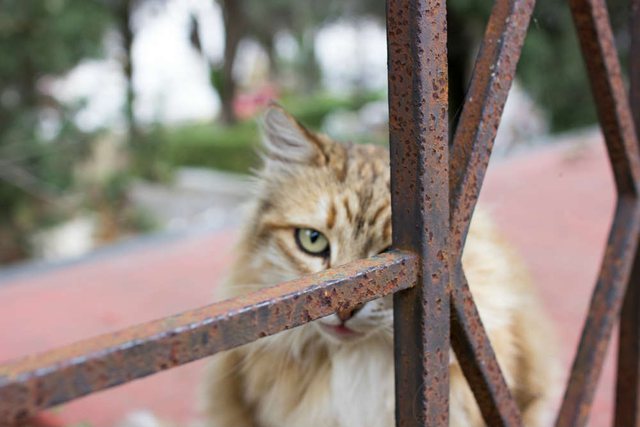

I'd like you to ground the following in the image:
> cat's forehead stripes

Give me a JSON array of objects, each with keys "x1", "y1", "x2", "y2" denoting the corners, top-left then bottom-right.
[
  {"x1": 326, "y1": 201, "x2": 337, "y2": 230},
  {"x1": 342, "y1": 196, "x2": 353, "y2": 223},
  {"x1": 255, "y1": 112, "x2": 393, "y2": 263},
  {"x1": 287, "y1": 143, "x2": 392, "y2": 257}
]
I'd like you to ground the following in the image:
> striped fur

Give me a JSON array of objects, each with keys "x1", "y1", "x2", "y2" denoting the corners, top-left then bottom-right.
[{"x1": 201, "y1": 107, "x2": 559, "y2": 427}]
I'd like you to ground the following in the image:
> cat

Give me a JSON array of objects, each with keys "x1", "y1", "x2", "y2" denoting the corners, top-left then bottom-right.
[{"x1": 199, "y1": 105, "x2": 559, "y2": 427}]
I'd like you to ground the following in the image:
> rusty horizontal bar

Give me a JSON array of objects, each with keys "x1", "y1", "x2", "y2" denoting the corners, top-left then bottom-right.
[
  {"x1": 556, "y1": 198, "x2": 640, "y2": 427},
  {"x1": 614, "y1": 2, "x2": 640, "y2": 424},
  {"x1": 449, "y1": 266, "x2": 523, "y2": 427},
  {"x1": 0, "y1": 251, "x2": 418, "y2": 425},
  {"x1": 387, "y1": 0, "x2": 451, "y2": 425},
  {"x1": 449, "y1": 0, "x2": 535, "y2": 254}
]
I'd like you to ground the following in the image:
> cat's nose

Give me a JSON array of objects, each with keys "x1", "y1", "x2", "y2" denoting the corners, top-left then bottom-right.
[{"x1": 337, "y1": 303, "x2": 364, "y2": 322}]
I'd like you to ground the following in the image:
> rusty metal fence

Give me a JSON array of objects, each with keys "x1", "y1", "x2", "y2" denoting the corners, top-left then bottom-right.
[{"x1": 0, "y1": 0, "x2": 638, "y2": 424}]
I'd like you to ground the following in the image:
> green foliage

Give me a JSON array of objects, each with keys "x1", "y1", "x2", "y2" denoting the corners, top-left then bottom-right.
[
  {"x1": 446, "y1": 0, "x2": 630, "y2": 131},
  {"x1": 137, "y1": 92, "x2": 383, "y2": 175},
  {"x1": 280, "y1": 91, "x2": 382, "y2": 128},
  {"x1": 0, "y1": 0, "x2": 112, "y2": 263},
  {"x1": 338, "y1": 0, "x2": 629, "y2": 131},
  {"x1": 522, "y1": 0, "x2": 630, "y2": 130},
  {"x1": 217, "y1": 0, "x2": 632, "y2": 131},
  {"x1": 0, "y1": 0, "x2": 110, "y2": 78},
  {"x1": 209, "y1": 67, "x2": 225, "y2": 102},
  {"x1": 229, "y1": 0, "x2": 360, "y2": 94},
  {"x1": 519, "y1": 16, "x2": 597, "y2": 131},
  {"x1": 157, "y1": 121, "x2": 259, "y2": 174}
]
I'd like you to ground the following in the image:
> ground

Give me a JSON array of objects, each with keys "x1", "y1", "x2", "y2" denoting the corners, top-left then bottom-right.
[{"x1": 0, "y1": 131, "x2": 619, "y2": 427}]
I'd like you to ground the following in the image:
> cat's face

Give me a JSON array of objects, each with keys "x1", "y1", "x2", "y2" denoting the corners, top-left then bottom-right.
[{"x1": 244, "y1": 106, "x2": 393, "y2": 344}]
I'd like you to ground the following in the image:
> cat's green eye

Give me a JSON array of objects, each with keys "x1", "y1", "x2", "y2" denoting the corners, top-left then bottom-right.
[{"x1": 295, "y1": 228, "x2": 330, "y2": 257}]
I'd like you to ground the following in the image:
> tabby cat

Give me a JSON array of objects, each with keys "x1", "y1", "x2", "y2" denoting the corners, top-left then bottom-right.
[{"x1": 201, "y1": 106, "x2": 558, "y2": 427}]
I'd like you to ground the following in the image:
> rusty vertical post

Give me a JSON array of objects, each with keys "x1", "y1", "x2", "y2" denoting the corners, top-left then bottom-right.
[
  {"x1": 614, "y1": 0, "x2": 640, "y2": 425},
  {"x1": 386, "y1": 0, "x2": 450, "y2": 426}
]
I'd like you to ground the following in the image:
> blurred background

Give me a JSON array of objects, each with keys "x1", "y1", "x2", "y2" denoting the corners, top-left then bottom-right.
[
  {"x1": 0, "y1": 0, "x2": 631, "y2": 267},
  {"x1": 0, "y1": 0, "x2": 635, "y2": 426}
]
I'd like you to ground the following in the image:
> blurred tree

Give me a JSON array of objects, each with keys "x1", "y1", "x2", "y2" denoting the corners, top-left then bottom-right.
[
  {"x1": 111, "y1": 0, "x2": 139, "y2": 139},
  {"x1": 218, "y1": 0, "x2": 245, "y2": 124},
  {"x1": 188, "y1": 0, "x2": 245, "y2": 124},
  {"x1": 0, "y1": 0, "x2": 111, "y2": 263},
  {"x1": 197, "y1": 0, "x2": 344, "y2": 124},
  {"x1": 519, "y1": 0, "x2": 629, "y2": 130},
  {"x1": 244, "y1": 1, "x2": 343, "y2": 89},
  {"x1": 210, "y1": 0, "x2": 630, "y2": 131},
  {"x1": 444, "y1": 0, "x2": 631, "y2": 131},
  {"x1": 107, "y1": 0, "x2": 166, "y2": 139}
]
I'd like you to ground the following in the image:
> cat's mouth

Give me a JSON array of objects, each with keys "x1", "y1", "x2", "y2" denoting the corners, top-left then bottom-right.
[{"x1": 318, "y1": 322, "x2": 364, "y2": 341}]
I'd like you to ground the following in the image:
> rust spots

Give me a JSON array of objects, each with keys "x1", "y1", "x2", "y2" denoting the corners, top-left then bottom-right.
[
  {"x1": 450, "y1": 267, "x2": 523, "y2": 426},
  {"x1": 0, "y1": 252, "x2": 418, "y2": 424},
  {"x1": 449, "y1": 0, "x2": 535, "y2": 247},
  {"x1": 555, "y1": 0, "x2": 640, "y2": 425},
  {"x1": 387, "y1": 0, "x2": 451, "y2": 424}
]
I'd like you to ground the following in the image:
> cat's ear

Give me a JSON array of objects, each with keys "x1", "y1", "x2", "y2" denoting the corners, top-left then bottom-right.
[{"x1": 261, "y1": 105, "x2": 328, "y2": 167}]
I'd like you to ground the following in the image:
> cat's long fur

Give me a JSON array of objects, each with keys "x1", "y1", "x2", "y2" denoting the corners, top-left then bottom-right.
[{"x1": 201, "y1": 106, "x2": 559, "y2": 427}]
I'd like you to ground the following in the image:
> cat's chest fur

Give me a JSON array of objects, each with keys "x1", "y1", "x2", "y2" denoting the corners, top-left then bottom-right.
[{"x1": 240, "y1": 333, "x2": 395, "y2": 427}]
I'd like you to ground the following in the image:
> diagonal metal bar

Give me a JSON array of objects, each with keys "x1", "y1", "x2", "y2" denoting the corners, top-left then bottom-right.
[
  {"x1": 444, "y1": 0, "x2": 535, "y2": 423},
  {"x1": 449, "y1": 0, "x2": 535, "y2": 252},
  {"x1": 386, "y1": 0, "x2": 451, "y2": 425},
  {"x1": 555, "y1": 0, "x2": 640, "y2": 424},
  {"x1": 449, "y1": 266, "x2": 522, "y2": 427},
  {"x1": 614, "y1": 1, "x2": 640, "y2": 425},
  {"x1": 567, "y1": 0, "x2": 640, "y2": 196},
  {"x1": 0, "y1": 251, "x2": 418, "y2": 425},
  {"x1": 556, "y1": 200, "x2": 640, "y2": 427}
]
